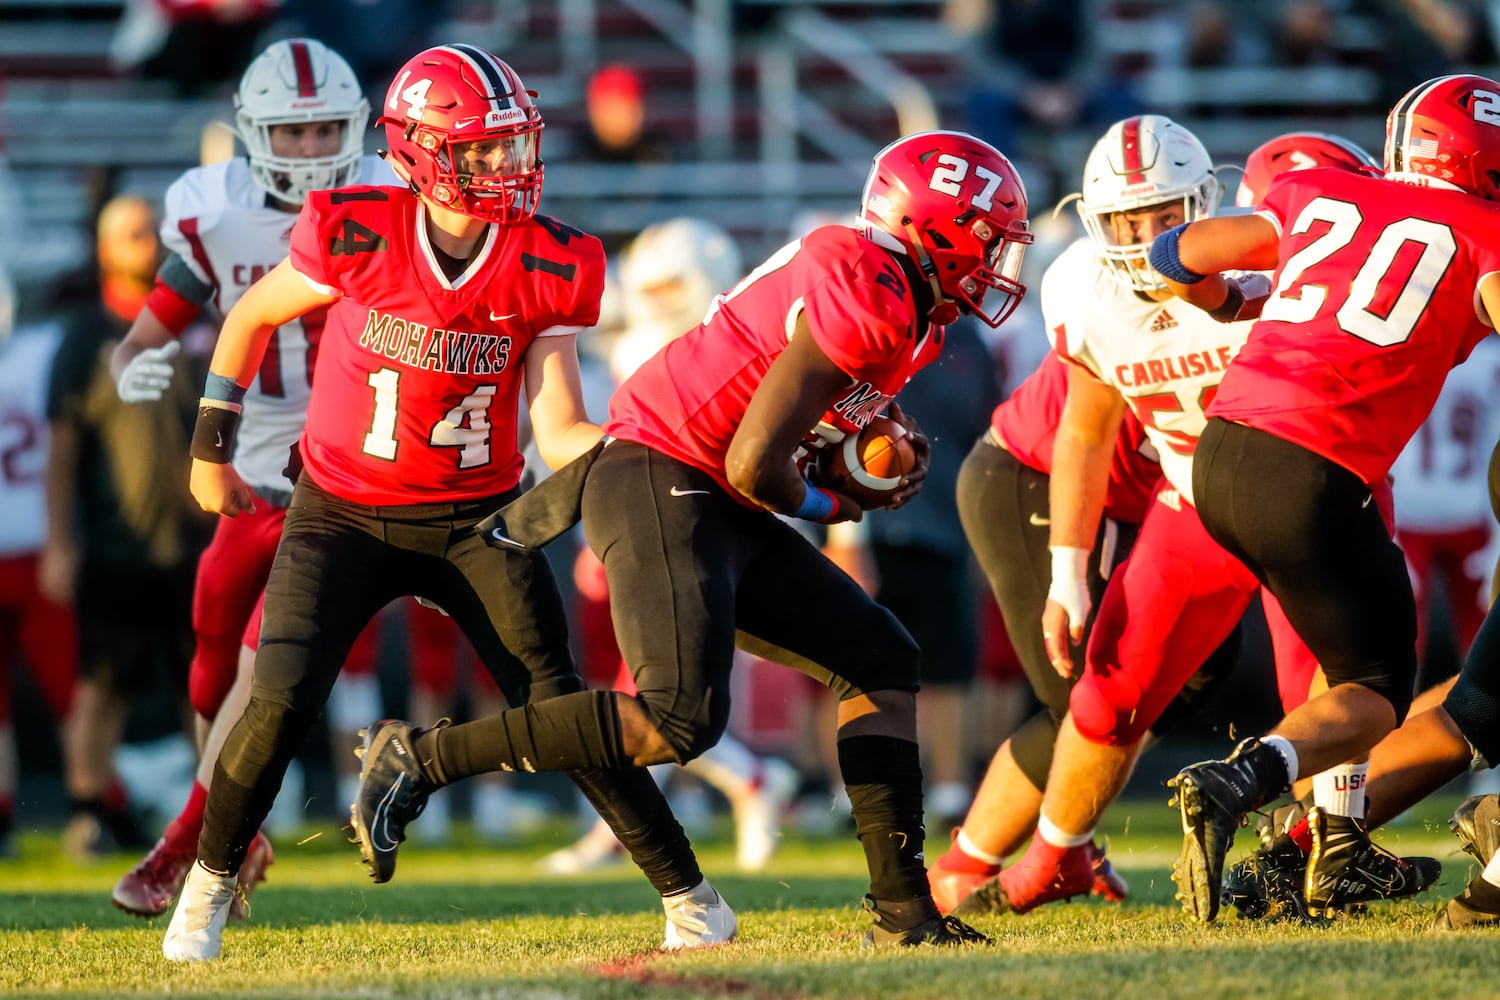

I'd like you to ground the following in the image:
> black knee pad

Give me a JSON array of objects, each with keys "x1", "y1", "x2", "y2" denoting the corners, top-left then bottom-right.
[
  {"x1": 1008, "y1": 708, "x2": 1061, "y2": 790},
  {"x1": 634, "y1": 685, "x2": 730, "y2": 765},
  {"x1": 1446, "y1": 663, "x2": 1500, "y2": 769}
]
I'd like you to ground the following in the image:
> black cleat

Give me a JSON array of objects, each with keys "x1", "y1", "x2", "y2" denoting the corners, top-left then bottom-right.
[
  {"x1": 951, "y1": 875, "x2": 1016, "y2": 917},
  {"x1": 1432, "y1": 795, "x2": 1500, "y2": 933},
  {"x1": 861, "y1": 894, "x2": 991, "y2": 947},
  {"x1": 1304, "y1": 807, "x2": 1440, "y2": 916},
  {"x1": 1222, "y1": 834, "x2": 1320, "y2": 923},
  {"x1": 1433, "y1": 889, "x2": 1500, "y2": 931},
  {"x1": 348, "y1": 719, "x2": 441, "y2": 883},
  {"x1": 1168, "y1": 738, "x2": 1287, "y2": 924},
  {"x1": 1450, "y1": 794, "x2": 1500, "y2": 868}
]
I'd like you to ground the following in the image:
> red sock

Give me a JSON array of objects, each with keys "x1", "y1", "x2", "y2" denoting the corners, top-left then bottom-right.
[
  {"x1": 938, "y1": 834, "x2": 1001, "y2": 875},
  {"x1": 1288, "y1": 816, "x2": 1312, "y2": 855},
  {"x1": 997, "y1": 830, "x2": 1092, "y2": 912},
  {"x1": 101, "y1": 778, "x2": 130, "y2": 812},
  {"x1": 163, "y1": 781, "x2": 208, "y2": 851}
]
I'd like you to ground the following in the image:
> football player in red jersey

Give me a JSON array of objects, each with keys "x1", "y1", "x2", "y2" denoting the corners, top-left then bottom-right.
[
  {"x1": 353, "y1": 129, "x2": 1032, "y2": 947},
  {"x1": 1233, "y1": 131, "x2": 1379, "y2": 209},
  {"x1": 1153, "y1": 73, "x2": 1500, "y2": 924},
  {"x1": 162, "y1": 44, "x2": 720, "y2": 961},
  {"x1": 107, "y1": 36, "x2": 387, "y2": 925}
]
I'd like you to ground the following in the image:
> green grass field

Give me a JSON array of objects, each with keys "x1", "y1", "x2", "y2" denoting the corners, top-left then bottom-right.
[{"x1": 1, "y1": 794, "x2": 1493, "y2": 999}]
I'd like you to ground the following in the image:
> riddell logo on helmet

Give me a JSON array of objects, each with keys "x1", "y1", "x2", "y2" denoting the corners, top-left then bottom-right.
[
  {"x1": 290, "y1": 100, "x2": 329, "y2": 110},
  {"x1": 488, "y1": 108, "x2": 528, "y2": 127}
]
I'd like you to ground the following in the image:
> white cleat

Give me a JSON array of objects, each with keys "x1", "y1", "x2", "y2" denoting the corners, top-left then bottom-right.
[
  {"x1": 162, "y1": 861, "x2": 237, "y2": 961},
  {"x1": 538, "y1": 818, "x2": 625, "y2": 874},
  {"x1": 734, "y1": 758, "x2": 799, "y2": 872},
  {"x1": 661, "y1": 878, "x2": 738, "y2": 950}
]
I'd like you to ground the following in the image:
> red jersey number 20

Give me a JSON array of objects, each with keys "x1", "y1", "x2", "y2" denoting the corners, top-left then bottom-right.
[{"x1": 1261, "y1": 196, "x2": 1458, "y2": 348}]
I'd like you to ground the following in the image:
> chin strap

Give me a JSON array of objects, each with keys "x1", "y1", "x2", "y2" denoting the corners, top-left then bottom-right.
[{"x1": 902, "y1": 219, "x2": 952, "y2": 324}]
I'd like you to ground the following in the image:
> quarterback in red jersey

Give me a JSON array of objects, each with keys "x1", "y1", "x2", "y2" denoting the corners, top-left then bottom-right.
[
  {"x1": 164, "y1": 44, "x2": 720, "y2": 962},
  {"x1": 354, "y1": 129, "x2": 1032, "y2": 947},
  {"x1": 1154, "y1": 73, "x2": 1500, "y2": 924}
]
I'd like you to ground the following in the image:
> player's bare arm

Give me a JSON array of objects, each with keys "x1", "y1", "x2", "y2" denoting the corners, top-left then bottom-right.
[
  {"x1": 726, "y1": 313, "x2": 862, "y2": 521},
  {"x1": 1042, "y1": 363, "x2": 1126, "y2": 672},
  {"x1": 190, "y1": 257, "x2": 337, "y2": 518},
  {"x1": 110, "y1": 306, "x2": 177, "y2": 383},
  {"x1": 1152, "y1": 214, "x2": 1280, "y2": 313},
  {"x1": 522, "y1": 332, "x2": 604, "y2": 471}
]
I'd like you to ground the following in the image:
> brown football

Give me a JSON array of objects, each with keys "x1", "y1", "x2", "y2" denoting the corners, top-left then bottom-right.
[{"x1": 812, "y1": 415, "x2": 919, "y2": 510}]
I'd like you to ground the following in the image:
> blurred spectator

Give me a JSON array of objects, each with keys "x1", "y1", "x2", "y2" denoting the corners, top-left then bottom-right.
[
  {"x1": 42, "y1": 194, "x2": 205, "y2": 859},
  {"x1": 112, "y1": 0, "x2": 278, "y2": 98},
  {"x1": 1370, "y1": 0, "x2": 1498, "y2": 105},
  {"x1": 278, "y1": 0, "x2": 450, "y2": 96},
  {"x1": 578, "y1": 64, "x2": 673, "y2": 166},
  {"x1": 0, "y1": 265, "x2": 85, "y2": 858},
  {"x1": 951, "y1": 0, "x2": 1141, "y2": 198}
]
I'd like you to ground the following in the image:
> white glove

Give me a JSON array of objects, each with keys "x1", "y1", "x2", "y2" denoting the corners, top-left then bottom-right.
[
  {"x1": 116, "y1": 340, "x2": 180, "y2": 403},
  {"x1": 1046, "y1": 545, "x2": 1092, "y2": 633},
  {"x1": 413, "y1": 595, "x2": 451, "y2": 617}
]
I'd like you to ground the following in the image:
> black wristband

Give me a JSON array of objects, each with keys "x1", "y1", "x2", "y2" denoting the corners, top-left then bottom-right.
[
  {"x1": 190, "y1": 399, "x2": 242, "y2": 463},
  {"x1": 1207, "y1": 282, "x2": 1246, "y2": 323}
]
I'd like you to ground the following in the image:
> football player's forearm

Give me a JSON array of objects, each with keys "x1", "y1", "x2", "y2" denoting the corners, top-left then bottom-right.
[
  {"x1": 110, "y1": 308, "x2": 176, "y2": 381},
  {"x1": 534, "y1": 420, "x2": 604, "y2": 472},
  {"x1": 1048, "y1": 437, "x2": 1112, "y2": 551}
]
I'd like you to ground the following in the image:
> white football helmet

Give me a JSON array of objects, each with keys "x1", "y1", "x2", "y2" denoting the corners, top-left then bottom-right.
[
  {"x1": 1077, "y1": 115, "x2": 1220, "y2": 292},
  {"x1": 620, "y1": 217, "x2": 744, "y2": 336},
  {"x1": 611, "y1": 217, "x2": 745, "y2": 381},
  {"x1": 234, "y1": 38, "x2": 370, "y2": 205}
]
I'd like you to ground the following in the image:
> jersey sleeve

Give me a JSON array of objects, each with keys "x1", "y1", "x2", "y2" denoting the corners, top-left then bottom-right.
[
  {"x1": 159, "y1": 165, "x2": 226, "y2": 291},
  {"x1": 536, "y1": 222, "x2": 606, "y2": 331},
  {"x1": 801, "y1": 242, "x2": 915, "y2": 379},
  {"x1": 1039, "y1": 239, "x2": 1104, "y2": 379},
  {"x1": 287, "y1": 190, "x2": 340, "y2": 292}
]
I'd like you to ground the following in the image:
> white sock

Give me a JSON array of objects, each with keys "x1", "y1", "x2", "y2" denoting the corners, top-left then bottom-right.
[
  {"x1": 1484, "y1": 846, "x2": 1500, "y2": 890},
  {"x1": 1312, "y1": 762, "x2": 1368, "y2": 820},
  {"x1": 956, "y1": 828, "x2": 1004, "y2": 866},
  {"x1": 1260, "y1": 734, "x2": 1300, "y2": 784},
  {"x1": 682, "y1": 734, "x2": 759, "y2": 800},
  {"x1": 1037, "y1": 813, "x2": 1093, "y2": 849}
]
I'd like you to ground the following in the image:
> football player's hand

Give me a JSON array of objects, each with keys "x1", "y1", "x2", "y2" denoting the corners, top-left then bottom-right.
[
  {"x1": 1043, "y1": 545, "x2": 1091, "y2": 677},
  {"x1": 37, "y1": 535, "x2": 79, "y2": 605},
  {"x1": 191, "y1": 458, "x2": 257, "y2": 517},
  {"x1": 886, "y1": 401, "x2": 930, "y2": 509},
  {"x1": 116, "y1": 340, "x2": 180, "y2": 403}
]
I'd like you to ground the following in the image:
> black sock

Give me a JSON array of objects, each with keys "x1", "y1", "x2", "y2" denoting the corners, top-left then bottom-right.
[
  {"x1": 569, "y1": 766, "x2": 702, "y2": 896},
  {"x1": 838, "y1": 733, "x2": 930, "y2": 909},
  {"x1": 414, "y1": 690, "x2": 626, "y2": 781}
]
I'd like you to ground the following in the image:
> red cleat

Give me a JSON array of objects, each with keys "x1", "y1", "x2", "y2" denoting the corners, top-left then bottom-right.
[
  {"x1": 928, "y1": 832, "x2": 1001, "y2": 915},
  {"x1": 981, "y1": 835, "x2": 1093, "y2": 915},
  {"x1": 229, "y1": 831, "x2": 274, "y2": 922},
  {"x1": 1087, "y1": 840, "x2": 1129, "y2": 902},
  {"x1": 112, "y1": 835, "x2": 196, "y2": 918}
]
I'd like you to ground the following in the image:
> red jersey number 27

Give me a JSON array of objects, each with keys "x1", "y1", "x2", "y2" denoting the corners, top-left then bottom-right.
[
  {"x1": 1261, "y1": 197, "x2": 1457, "y2": 347},
  {"x1": 362, "y1": 367, "x2": 497, "y2": 468}
]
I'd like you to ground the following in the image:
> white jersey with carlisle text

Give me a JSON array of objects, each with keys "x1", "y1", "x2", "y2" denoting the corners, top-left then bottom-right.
[
  {"x1": 1042, "y1": 237, "x2": 1265, "y2": 506},
  {"x1": 161, "y1": 154, "x2": 395, "y2": 495},
  {"x1": 0, "y1": 324, "x2": 62, "y2": 555}
]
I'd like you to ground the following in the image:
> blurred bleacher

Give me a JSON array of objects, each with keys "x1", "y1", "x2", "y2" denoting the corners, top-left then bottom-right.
[{"x1": 0, "y1": 0, "x2": 1417, "y2": 299}]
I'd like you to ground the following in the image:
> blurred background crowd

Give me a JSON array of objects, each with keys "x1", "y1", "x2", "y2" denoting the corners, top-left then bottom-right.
[{"x1": 3, "y1": 0, "x2": 1500, "y2": 864}]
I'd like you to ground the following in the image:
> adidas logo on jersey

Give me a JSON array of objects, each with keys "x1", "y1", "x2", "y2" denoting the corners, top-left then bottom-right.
[
  {"x1": 1156, "y1": 488, "x2": 1182, "y2": 511},
  {"x1": 1150, "y1": 310, "x2": 1178, "y2": 333}
]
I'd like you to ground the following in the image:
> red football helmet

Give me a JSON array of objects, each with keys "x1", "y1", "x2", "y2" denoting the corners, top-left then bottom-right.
[
  {"x1": 1385, "y1": 74, "x2": 1500, "y2": 201},
  {"x1": 1236, "y1": 132, "x2": 1378, "y2": 208},
  {"x1": 859, "y1": 130, "x2": 1032, "y2": 328},
  {"x1": 378, "y1": 44, "x2": 544, "y2": 223}
]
